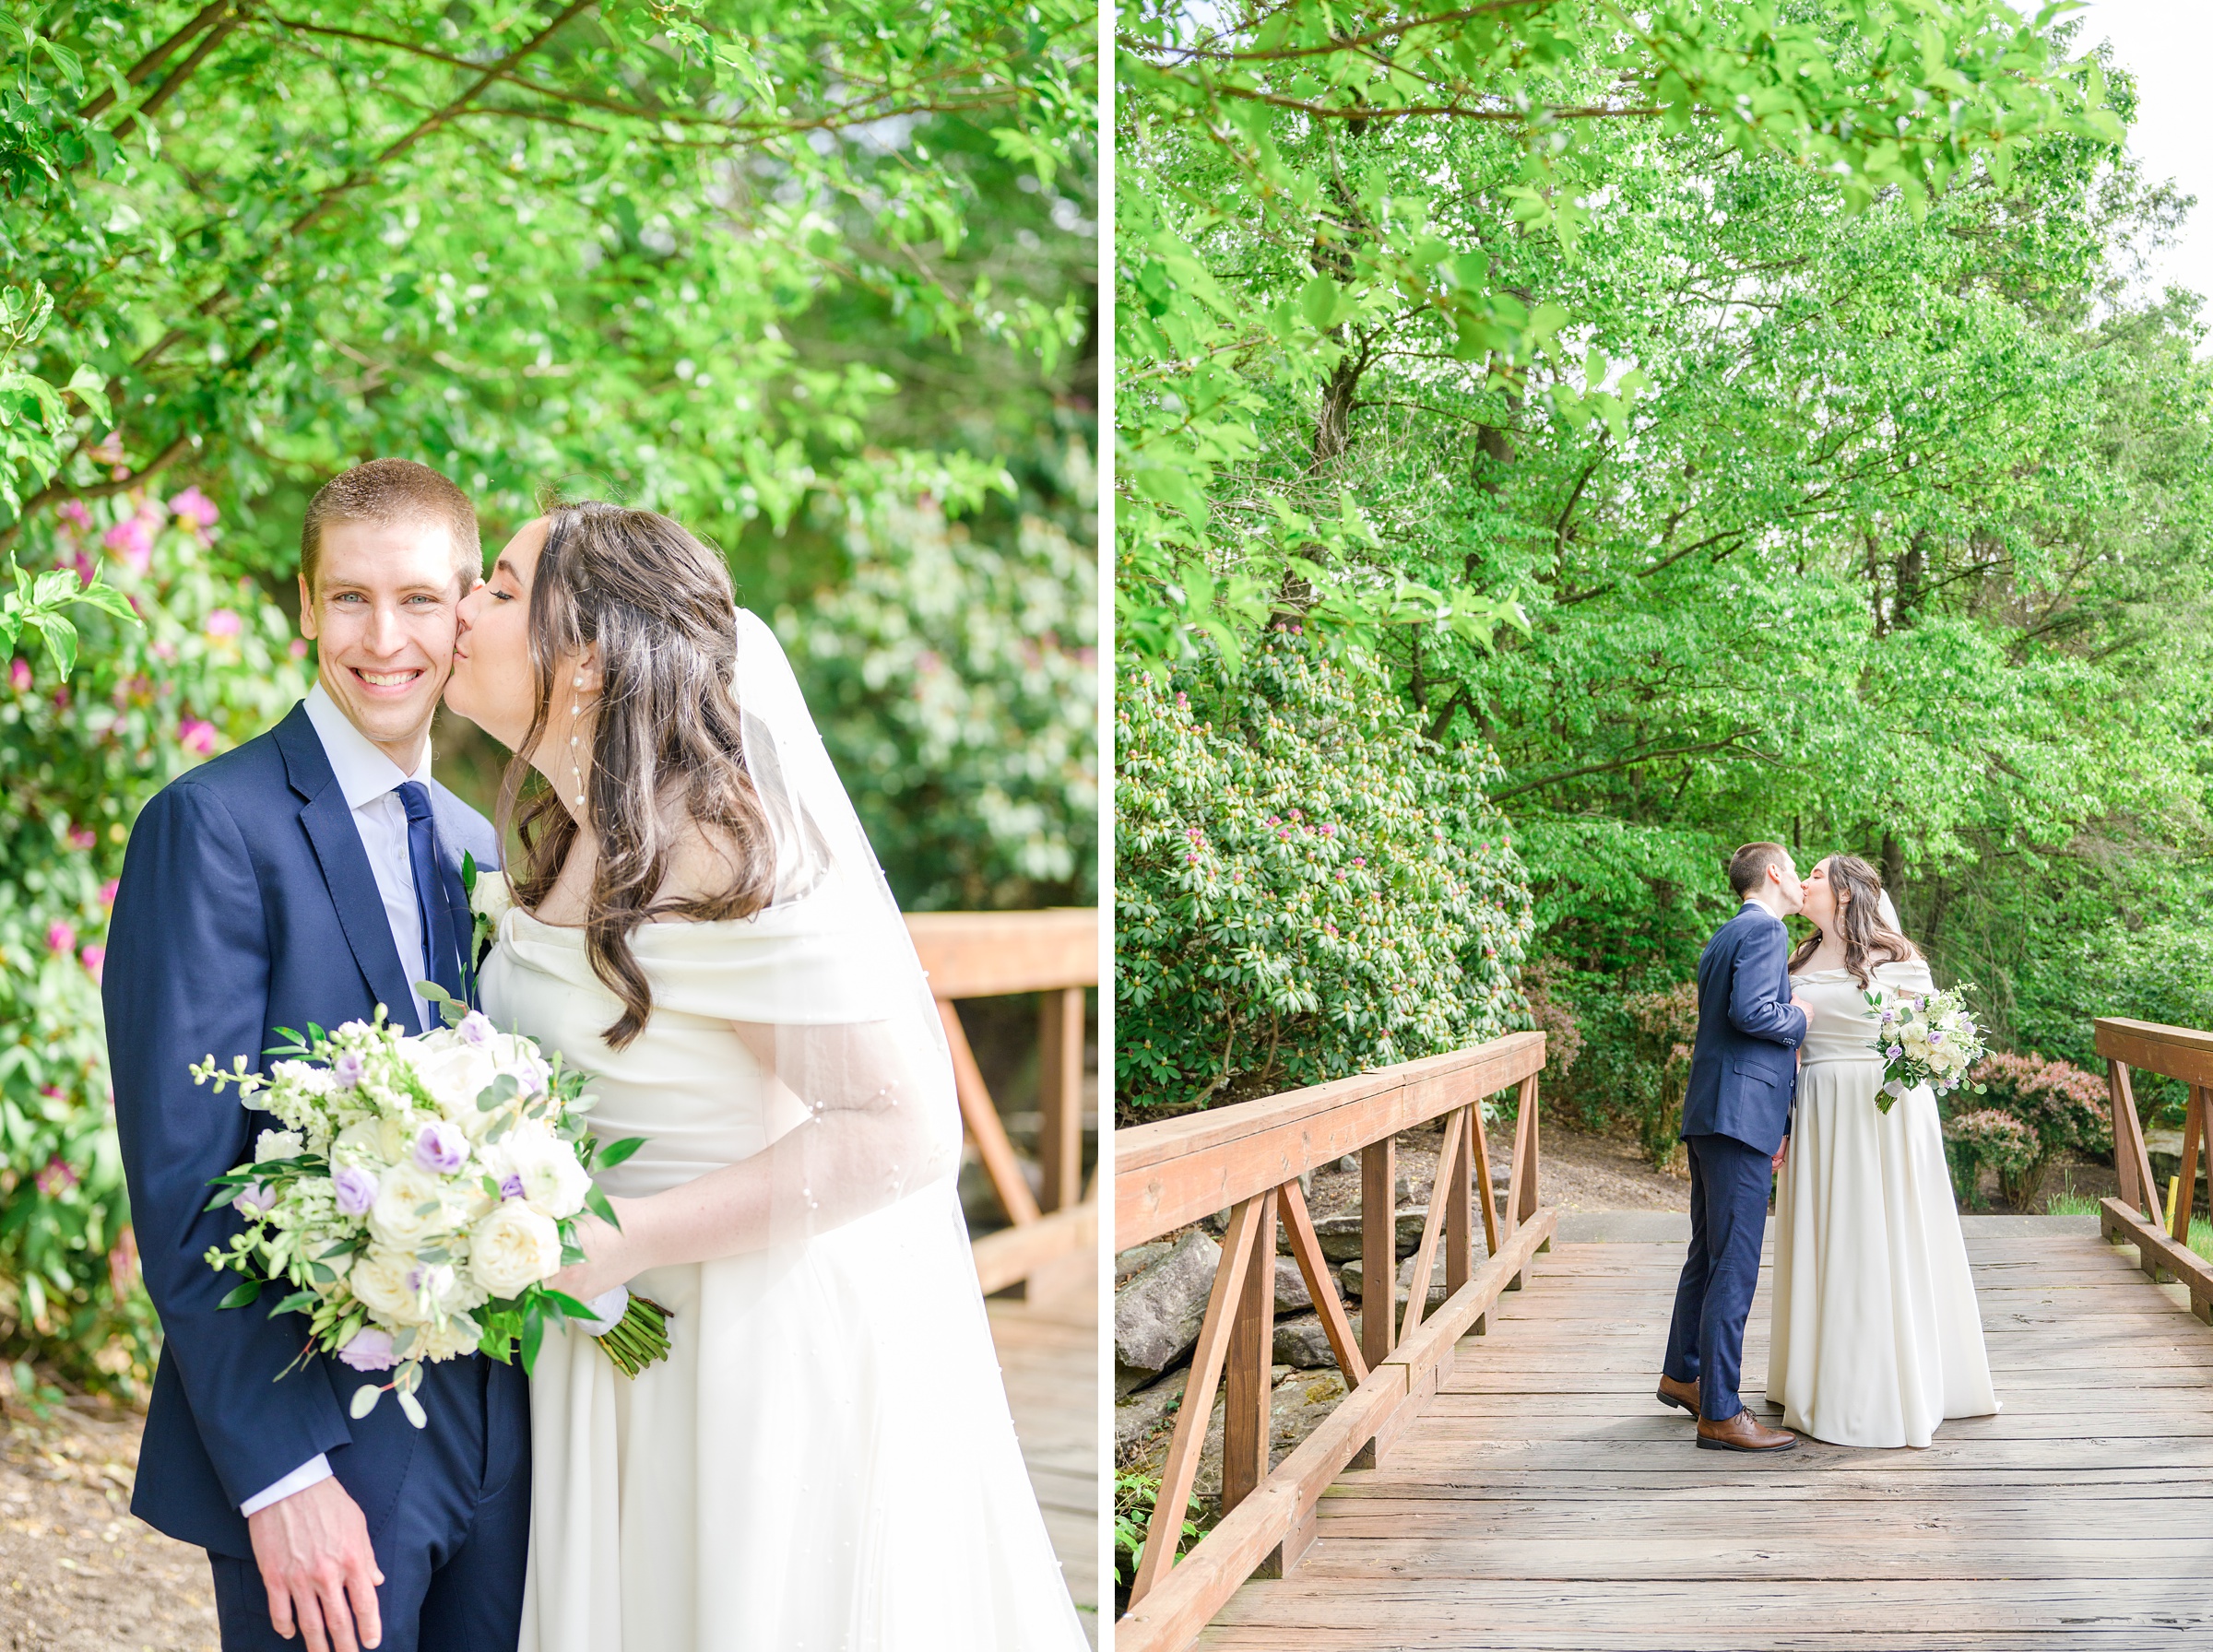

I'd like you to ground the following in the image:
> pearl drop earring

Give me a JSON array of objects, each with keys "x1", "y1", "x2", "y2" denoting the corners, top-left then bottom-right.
[{"x1": 570, "y1": 672, "x2": 586, "y2": 810}]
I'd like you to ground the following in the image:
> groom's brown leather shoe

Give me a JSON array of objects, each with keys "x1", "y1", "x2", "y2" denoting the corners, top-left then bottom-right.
[
  {"x1": 1655, "y1": 1374, "x2": 1700, "y2": 1418},
  {"x1": 1696, "y1": 1410, "x2": 1798, "y2": 1452}
]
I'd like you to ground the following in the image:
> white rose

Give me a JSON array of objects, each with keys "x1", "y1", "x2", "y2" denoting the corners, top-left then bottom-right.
[
  {"x1": 470, "y1": 1202, "x2": 562, "y2": 1298},
  {"x1": 254, "y1": 1128, "x2": 306, "y2": 1164},
  {"x1": 501, "y1": 1123, "x2": 594, "y2": 1220},
  {"x1": 412, "y1": 1039, "x2": 501, "y2": 1118},
  {"x1": 331, "y1": 1117, "x2": 408, "y2": 1169},
  {"x1": 471, "y1": 871, "x2": 515, "y2": 929},
  {"x1": 369, "y1": 1164, "x2": 456, "y2": 1249},
  {"x1": 349, "y1": 1247, "x2": 432, "y2": 1326}
]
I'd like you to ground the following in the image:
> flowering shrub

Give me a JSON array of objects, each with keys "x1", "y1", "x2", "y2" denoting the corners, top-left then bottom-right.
[
  {"x1": 1116, "y1": 632, "x2": 1533, "y2": 1118},
  {"x1": 1943, "y1": 1108, "x2": 2038, "y2": 1210},
  {"x1": 1964, "y1": 1051, "x2": 2112, "y2": 1209},
  {"x1": 779, "y1": 493, "x2": 1097, "y2": 912},
  {"x1": 0, "y1": 492, "x2": 310, "y2": 1390}
]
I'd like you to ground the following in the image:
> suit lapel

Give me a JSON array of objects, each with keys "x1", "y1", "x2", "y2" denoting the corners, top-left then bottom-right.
[{"x1": 274, "y1": 704, "x2": 428, "y2": 1036}]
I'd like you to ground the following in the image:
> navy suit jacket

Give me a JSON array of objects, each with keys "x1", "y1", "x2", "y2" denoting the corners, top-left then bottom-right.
[
  {"x1": 1679, "y1": 902, "x2": 1810, "y2": 1156},
  {"x1": 103, "y1": 702, "x2": 497, "y2": 1557}
]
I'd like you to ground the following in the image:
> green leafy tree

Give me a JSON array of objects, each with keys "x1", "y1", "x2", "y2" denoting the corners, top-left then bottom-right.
[{"x1": 0, "y1": 0, "x2": 1095, "y2": 1386}]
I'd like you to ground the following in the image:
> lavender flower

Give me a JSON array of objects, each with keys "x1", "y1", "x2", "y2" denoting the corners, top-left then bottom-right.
[
  {"x1": 337, "y1": 1327, "x2": 397, "y2": 1372},
  {"x1": 500, "y1": 1174, "x2": 526, "y2": 1200},
  {"x1": 457, "y1": 1010, "x2": 494, "y2": 1047},
  {"x1": 413, "y1": 1122, "x2": 468, "y2": 1174},
  {"x1": 332, "y1": 1051, "x2": 364, "y2": 1089},
  {"x1": 332, "y1": 1165, "x2": 377, "y2": 1217},
  {"x1": 232, "y1": 1182, "x2": 277, "y2": 1216}
]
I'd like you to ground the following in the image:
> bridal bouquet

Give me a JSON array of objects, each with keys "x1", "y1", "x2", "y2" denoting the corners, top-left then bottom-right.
[
  {"x1": 1864, "y1": 985, "x2": 1989, "y2": 1114},
  {"x1": 195, "y1": 992, "x2": 669, "y2": 1427}
]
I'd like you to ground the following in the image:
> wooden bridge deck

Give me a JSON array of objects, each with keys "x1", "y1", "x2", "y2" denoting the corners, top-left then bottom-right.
[
  {"x1": 989, "y1": 1256, "x2": 1101, "y2": 1645},
  {"x1": 1195, "y1": 1215, "x2": 2213, "y2": 1650}
]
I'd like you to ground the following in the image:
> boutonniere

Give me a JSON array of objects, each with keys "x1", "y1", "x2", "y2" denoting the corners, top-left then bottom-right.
[{"x1": 461, "y1": 852, "x2": 513, "y2": 973}]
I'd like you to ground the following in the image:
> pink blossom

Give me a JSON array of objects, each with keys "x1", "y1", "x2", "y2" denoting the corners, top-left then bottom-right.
[
  {"x1": 45, "y1": 921, "x2": 77, "y2": 956},
  {"x1": 79, "y1": 945, "x2": 104, "y2": 985},
  {"x1": 289, "y1": 638, "x2": 309, "y2": 659},
  {"x1": 205, "y1": 608, "x2": 242, "y2": 638},
  {"x1": 56, "y1": 501, "x2": 89, "y2": 528},
  {"x1": 170, "y1": 486, "x2": 219, "y2": 529},
  {"x1": 102, "y1": 514, "x2": 155, "y2": 574},
  {"x1": 99, "y1": 879, "x2": 119, "y2": 906},
  {"x1": 8, "y1": 658, "x2": 30, "y2": 692},
  {"x1": 179, "y1": 717, "x2": 218, "y2": 757},
  {"x1": 35, "y1": 1156, "x2": 78, "y2": 1197},
  {"x1": 66, "y1": 827, "x2": 94, "y2": 851}
]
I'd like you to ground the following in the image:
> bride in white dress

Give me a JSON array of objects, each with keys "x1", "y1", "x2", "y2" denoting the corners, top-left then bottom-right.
[
  {"x1": 443, "y1": 502, "x2": 1086, "y2": 1650},
  {"x1": 1767, "y1": 853, "x2": 2000, "y2": 1448}
]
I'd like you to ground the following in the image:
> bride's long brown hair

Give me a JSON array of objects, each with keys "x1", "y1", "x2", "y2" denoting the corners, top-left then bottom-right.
[
  {"x1": 501, "y1": 500, "x2": 775, "y2": 1049},
  {"x1": 1788, "y1": 853, "x2": 1919, "y2": 989}
]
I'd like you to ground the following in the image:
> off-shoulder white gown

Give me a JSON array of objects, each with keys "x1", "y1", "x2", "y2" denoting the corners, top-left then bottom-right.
[
  {"x1": 1767, "y1": 959, "x2": 1999, "y2": 1447},
  {"x1": 482, "y1": 909, "x2": 1086, "y2": 1650}
]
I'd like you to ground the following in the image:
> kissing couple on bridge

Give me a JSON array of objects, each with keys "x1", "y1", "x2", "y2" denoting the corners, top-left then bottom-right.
[{"x1": 1657, "y1": 843, "x2": 2002, "y2": 1451}]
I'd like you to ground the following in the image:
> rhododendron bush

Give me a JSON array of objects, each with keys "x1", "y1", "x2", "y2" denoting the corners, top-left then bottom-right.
[
  {"x1": 1116, "y1": 633, "x2": 1533, "y2": 1119},
  {"x1": 2, "y1": 498, "x2": 308, "y2": 1387}
]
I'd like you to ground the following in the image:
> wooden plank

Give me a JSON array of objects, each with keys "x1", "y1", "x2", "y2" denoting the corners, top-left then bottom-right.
[
  {"x1": 2109, "y1": 1058, "x2": 2160, "y2": 1220},
  {"x1": 1383, "y1": 1209, "x2": 1557, "y2": 1393},
  {"x1": 1466, "y1": 1092, "x2": 1498, "y2": 1258},
  {"x1": 1130, "y1": 1195, "x2": 1261, "y2": 1606},
  {"x1": 2095, "y1": 1014, "x2": 2213, "y2": 1089},
  {"x1": 1037, "y1": 985, "x2": 1086, "y2": 1213},
  {"x1": 1509, "y1": 1072, "x2": 1541, "y2": 1227},
  {"x1": 941, "y1": 998, "x2": 1043, "y2": 1227},
  {"x1": 1117, "y1": 1034, "x2": 1545, "y2": 1246},
  {"x1": 1303, "y1": 1495, "x2": 2213, "y2": 1538},
  {"x1": 1286, "y1": 1536, "x2": 2213, "y2": 1581},
  {"x1": 1222, "y1": 1189, "x2": 1279, "y2": 1521},
  {"x1": 972, "y1": 1198, "x2": 1096, "y2": 1294},
  {"x1": 2101, "y1": 1196, "x2": 2213, "y2": 1322},
  {"x1": 905, "y1": 907, "x2": 1096, "y2": 997}
]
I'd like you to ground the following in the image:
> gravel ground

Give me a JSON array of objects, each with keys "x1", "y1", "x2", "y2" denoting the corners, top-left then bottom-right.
[{"x1": 0, "y1": 1395, "x2": 216, "y2": 1652}]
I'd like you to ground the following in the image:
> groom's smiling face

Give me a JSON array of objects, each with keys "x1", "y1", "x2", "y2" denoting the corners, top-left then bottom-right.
[{"x1": 300, "y1": 517, "x2": 470, "y2": 767}]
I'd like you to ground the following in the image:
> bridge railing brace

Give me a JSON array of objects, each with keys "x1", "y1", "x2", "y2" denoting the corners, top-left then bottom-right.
[
  {"x1": 1114, "y1": 1032, "x2": 1552, "y2": 1652},
  {"x1": 2095, "y1": 1015, "x2": 2213, "y2": 1323}
]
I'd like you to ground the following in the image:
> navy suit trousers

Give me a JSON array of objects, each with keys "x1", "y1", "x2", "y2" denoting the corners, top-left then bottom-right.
[
  {"x1": 208, "y1": 1354, "x2": 529, "y2": 1652},
  {"x1": 1662, "y1": 1132, "x2": 1772, "y2": 1423}
]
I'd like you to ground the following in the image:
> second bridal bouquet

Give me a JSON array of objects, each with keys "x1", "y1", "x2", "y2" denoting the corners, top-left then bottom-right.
[
  {"x1": 194, "y1": 991, "x2": 669, "y2": 1427},
  {"x1": 1864, "y1": 985, "x2": 1989, "y2": 1114}
]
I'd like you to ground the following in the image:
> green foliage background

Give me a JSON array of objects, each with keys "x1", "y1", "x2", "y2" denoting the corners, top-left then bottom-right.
[
  {"x1": 1115, "y1": 0, "x2": 2213, "y2": 1165},
  {"x1": 1, "y1": 0, "x2": 1095, "y2": 1388}
]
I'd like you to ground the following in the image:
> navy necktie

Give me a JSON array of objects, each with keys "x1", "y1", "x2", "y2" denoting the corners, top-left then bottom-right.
[{"x1": 396, "y1": 781, "x2": 467, "y2": 1018}]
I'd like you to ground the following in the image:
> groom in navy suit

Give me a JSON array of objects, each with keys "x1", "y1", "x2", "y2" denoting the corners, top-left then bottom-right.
[
  {"x1": 1657, "y1": 841, "x2": 1810, "y2": 1452},
  {"x1": 104, "y1": 461, "x2": 527, "y2": 1652}
]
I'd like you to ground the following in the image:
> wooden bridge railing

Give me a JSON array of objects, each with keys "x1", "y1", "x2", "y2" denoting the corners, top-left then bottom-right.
[
  {"x1": 1114, "y1": 1031, "x2": 1552, "y2": 1652},
  {"x1": 906, "y1": 909, "x2": 1098, "y2": 1292},
  {"x1": 2095, "y1": 1015, "x2": 2213, "y2": 1324}
]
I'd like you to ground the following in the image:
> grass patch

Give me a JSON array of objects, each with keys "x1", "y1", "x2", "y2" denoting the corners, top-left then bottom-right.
[{"x1": 2046, "y1": 1188, "x2": 2213, "y2": 1261}]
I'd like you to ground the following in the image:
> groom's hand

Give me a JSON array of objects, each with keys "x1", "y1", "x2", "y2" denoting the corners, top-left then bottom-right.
[{"x1": 246, "y1": 1476, "x2": 385, "y2": 1651}]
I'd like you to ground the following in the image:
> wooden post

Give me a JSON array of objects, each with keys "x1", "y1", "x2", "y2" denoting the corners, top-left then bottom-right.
[
  {"x1": 1221, "y1": 1188, "x2": 1279, "y2": 1522},
  {"x1": 2175, "y1": 1086, "x2": 2207, "y2": 1248},
  {"x1": 1353, "y1": 1137, "x2": 1397, "y2": 1469},
  {"x1": 1037, "y1": 985, "x2": 1085, "y2": 1212},
  {"x1": 1444, "y1": 1103, "x2": 1475, "y2": 1296},
  {"x1": 1359, "y1": 1138, "x2": 1397, "y2": 1371}
]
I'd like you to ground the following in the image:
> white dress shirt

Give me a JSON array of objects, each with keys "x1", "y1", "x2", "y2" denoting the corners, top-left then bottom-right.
[{"x1": 241, "y1": 685, "x2": 438, "y2": 1517}]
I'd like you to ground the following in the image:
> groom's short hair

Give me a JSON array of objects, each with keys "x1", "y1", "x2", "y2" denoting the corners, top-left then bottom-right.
[
  {"x1": 1728, "y1": 842, "x2": 1791, "y2": 897},
  {"x1": 301, "y1": 458, "x2": 479, "y2": 595}
]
